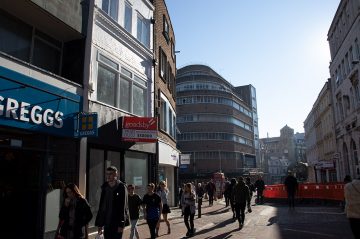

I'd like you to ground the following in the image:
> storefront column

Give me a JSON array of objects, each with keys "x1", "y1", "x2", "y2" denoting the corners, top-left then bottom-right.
[{"x1": 79, "y1": 137, "x2": 87, "y2": 195}]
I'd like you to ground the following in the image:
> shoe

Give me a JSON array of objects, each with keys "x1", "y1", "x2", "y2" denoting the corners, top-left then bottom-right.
[
  {"x1": 167, "y1": 227, "x2": 171, "y2": 234},
  {"x1": 186, "y1": 231, "x2": 190, "y2": 237}
]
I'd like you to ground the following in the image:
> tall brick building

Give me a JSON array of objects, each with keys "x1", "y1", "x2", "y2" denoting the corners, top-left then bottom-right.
[{"x1": 151, "y1": 0, "x2": 179, "y2": 205}]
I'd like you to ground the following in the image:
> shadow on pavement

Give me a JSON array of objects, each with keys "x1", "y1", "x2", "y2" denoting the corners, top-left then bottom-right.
[{"x1": 192, "y1": 218, "x2": 236, "y2": 237}]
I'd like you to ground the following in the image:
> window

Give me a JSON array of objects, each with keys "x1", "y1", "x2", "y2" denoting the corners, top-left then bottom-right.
[
  {"x1": 96, "y1": 53, "x2": 147, "y2": 116},
  {"x1": 33, "y1": 30, "x2": 62, "y2": 74},
  {"x1": 163, "y1": 15, "x2": 170, "y2": 43},
  {"x1": 171, "y1": 39, "x2": 175, "y2": 59},
  {"x1": 137, "y1": 14, "x2": 150, "y2": 47},
  {"x1": 0, "y1": 11, "x2": 32, "y2": 61},
  {"x1": 124, "y1": 1, "x2": 132, "y2": 33},
  {"x1": 160, "y1": 48, "x2": 167, "y2": 80},
  {"x1": 97, "y1": 65, "x2": 117, "y2": 106},
  {"x1": 102, "y1": 0, "x2": 119, "y2": 21},
  {"x1": 160, "y1": 98, "x2": 167, "y2": 130}
]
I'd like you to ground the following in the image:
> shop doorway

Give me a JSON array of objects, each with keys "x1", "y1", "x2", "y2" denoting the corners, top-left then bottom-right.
[{"x1": 0, "y1": 148, "x2": 45, "y2": 238}]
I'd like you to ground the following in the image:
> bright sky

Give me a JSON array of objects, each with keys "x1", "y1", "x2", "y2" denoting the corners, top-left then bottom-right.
[{"x1": 166, "y1": 0, "x2": 340, "y2": 138}]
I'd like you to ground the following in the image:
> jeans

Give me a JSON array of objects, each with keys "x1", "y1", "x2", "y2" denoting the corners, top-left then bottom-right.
[
  {"x1": 129, "y1": 219, "x2": 139, "y2": 239},
  {"x1": 184, "y1": 206, "x2": 195, "y2": 232},
  {"x1": 104, "y1": 224, "x2": 123, "y2": 239}
]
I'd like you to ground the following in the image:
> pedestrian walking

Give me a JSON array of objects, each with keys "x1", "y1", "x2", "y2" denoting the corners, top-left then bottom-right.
[
  {"x1": 127, "y1": 184, "x2": 142, "y2": 239},
  {"x1": 95, "y1": 166, "x2": 128, "y2": 239},
  {"x1": 231, "y1": 177, "x2": 251, "y2": 229},
  {"x1": 284, "y1": 172, "x2": 298, "y2": 210},
  {"x1": 196, "y1": 182, "x2": 205, "y2": 218},
  {"x1": 254, "y1": 176, "x2": 265, "y2": 204},
  {"x1": 56, "y1": 183, "x2": 93, "y2": 239},
  {"x1": 344, "y1": 177, "x2": 360, "y2": 239},
  {"x1": 206, "y1": 180, "x2": 216, "y2": 206},
  {"x1": 156, "y1": 181, "x2": 171, "y2": 235},
  {"x1": 245, "y1": 177, "x2": 255, "y2": 199},
  {"x1": 142, "y1": 183, "x2": 162, "y2": 239},
  {"x1": 223, "y1": 178, "x2": 231, "y2": 207},
  {"x1": 229, "y1": 178, "x2": 237, "y2": 219},
  {"x1": 181, "y1": 183, "x2": 196, "y2": 237}
]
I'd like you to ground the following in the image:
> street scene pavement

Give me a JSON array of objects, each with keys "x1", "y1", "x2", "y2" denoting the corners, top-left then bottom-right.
[{"x1": 89, "y1": 197, "x2": 353, "y2": 239}]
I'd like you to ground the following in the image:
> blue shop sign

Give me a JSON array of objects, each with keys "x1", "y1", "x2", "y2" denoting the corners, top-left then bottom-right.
[
  {"x1": 0, "y1": 66, "x2": 82, "y2": 137},
  {"x1": 74, "y1": 112, "x2": 98, "y2": 137}
]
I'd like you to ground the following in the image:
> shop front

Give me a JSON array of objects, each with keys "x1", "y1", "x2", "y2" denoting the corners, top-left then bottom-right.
[
  {"x1": 87, "y1": 115, "x2": 157, "y2": 226},
  {"x1": 158, "y1": 140, "x2": 179, "y2": 206},
  {"x1": 0, "y1": 66, "x2": 82, "y2": 238}
]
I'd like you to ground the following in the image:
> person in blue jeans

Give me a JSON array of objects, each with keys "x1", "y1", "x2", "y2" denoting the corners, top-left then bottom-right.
[
  {"x1": 143, "y1": 183, "x2": 162, "y2": 239},
  {"x1": 127, "y1": 184, "x2": 142, "y2": 239}
]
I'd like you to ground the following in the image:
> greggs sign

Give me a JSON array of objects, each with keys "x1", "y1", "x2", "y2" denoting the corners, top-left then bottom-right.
[{"x1": 122, "y1": 117, "x2": 157, "y2": 142}]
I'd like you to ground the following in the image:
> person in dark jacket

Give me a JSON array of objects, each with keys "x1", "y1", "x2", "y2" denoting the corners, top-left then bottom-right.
[
  {"x1": 245, "y1": 177, "x2": 255, "y2": 199},
  {"x1": 57, "y1": 183, "x2": 93, "y2": 239},
  {"x1": 254, "y1": 176, "x2": 265, "y2": 204},
  {"x1": 284, "y1": 172, "x2": 298, "y2": 210},
  {"x1": 206, "y1": 180, "x2": 216, "y2": 206},
  {"x1": 127, "y1": 184, "x2": 142, "y2": 239},
  {"x1": 196, "y1": 182, "x2": 205, "y2": 218},
  {"x1": 95, "y1": 166, "x2": 128, "y2": 239},
  {"x1": 223, "y1": 179, "x2": 231, "y2": 207},
  {"x1": 231, "y1": 177, "x2": 251, "y2": 229},
  {"x1": 229, "y1": 178, "x2": 237, "y2": 219}
]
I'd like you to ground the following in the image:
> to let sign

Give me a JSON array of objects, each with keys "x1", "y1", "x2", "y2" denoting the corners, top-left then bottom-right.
[{"x1": 122, "y1": 117, "x2": 157, "y2": 143}]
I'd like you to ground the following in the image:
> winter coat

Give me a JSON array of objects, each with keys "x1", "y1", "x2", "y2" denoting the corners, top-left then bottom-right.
[
  {"x1": 59, "y1": 197, "x2": 93, "y2": 238},
  {"x1": 95, "y1": 180, "x2": 128, "y2": 228},
  {"x1": 232, "y1": 181, "x2": 250, "y2": 206}
]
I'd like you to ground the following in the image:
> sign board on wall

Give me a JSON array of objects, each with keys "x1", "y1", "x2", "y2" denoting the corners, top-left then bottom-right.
[
  {"x1": 122, "y1": 117, "x2": 157, "y2": 142},
  {"x1": 180, "y1": 154, "x2": 191, "y2": 165},
  {"x1": 0, "y1": 66, "x2": 81, "y2": 137}
]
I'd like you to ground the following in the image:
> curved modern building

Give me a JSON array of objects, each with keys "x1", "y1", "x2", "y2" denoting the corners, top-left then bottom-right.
[{"x1": 176, "y1": 65, "x2": 259, "y2": 179}]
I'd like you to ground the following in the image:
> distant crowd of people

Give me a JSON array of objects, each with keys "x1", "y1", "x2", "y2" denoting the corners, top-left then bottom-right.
[{"x1": 54, "y1": 166, "x2": 360, "y2": 239}]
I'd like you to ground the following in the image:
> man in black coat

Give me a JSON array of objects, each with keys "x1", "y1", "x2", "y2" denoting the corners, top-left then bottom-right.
[
  {"x1": 284, "y1": 172, "x2": 298, "y2": 210},
  {"x1": 254, "y1": 176, "x2": 265, "y2": 204},
  {"x1": 95, "y1": 166, "x2": 128, "y2": 239}
]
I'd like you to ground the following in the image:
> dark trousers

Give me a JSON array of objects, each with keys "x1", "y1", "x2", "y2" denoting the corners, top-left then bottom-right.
[
  {"x1": 147, "y1": 219, "x2": 159, "y2": 239},
  {"x1": 349, "y1": 218, "x2": 360, "y2": 239},
  {"x1": 257, "y1": 190, "x2": 264, "y2": 204},
  {"x1": 208, "y1": 193, "x2": 214, "y2": 205},
  {"x1": 287, "y1": 191, "x2": 296, "y2": 208},
  {"x1": 225, "y1": 194, "x2": 230, "y2": 207},
  {"x1": 230, "y1": 199, "x2": 235, "y2": 218},
  {"x1": 104, "y1": 224, "x2": 123, "y2": 239},
  {"x1": 184, "y1": 207, "x2": 195, "y2": 232},
  {"x1": 197, "y1": 197, "x2": 202, "y2": 218},
  {"x1": 235, "y1": 202, "x2": 246, "y2": 224}
]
